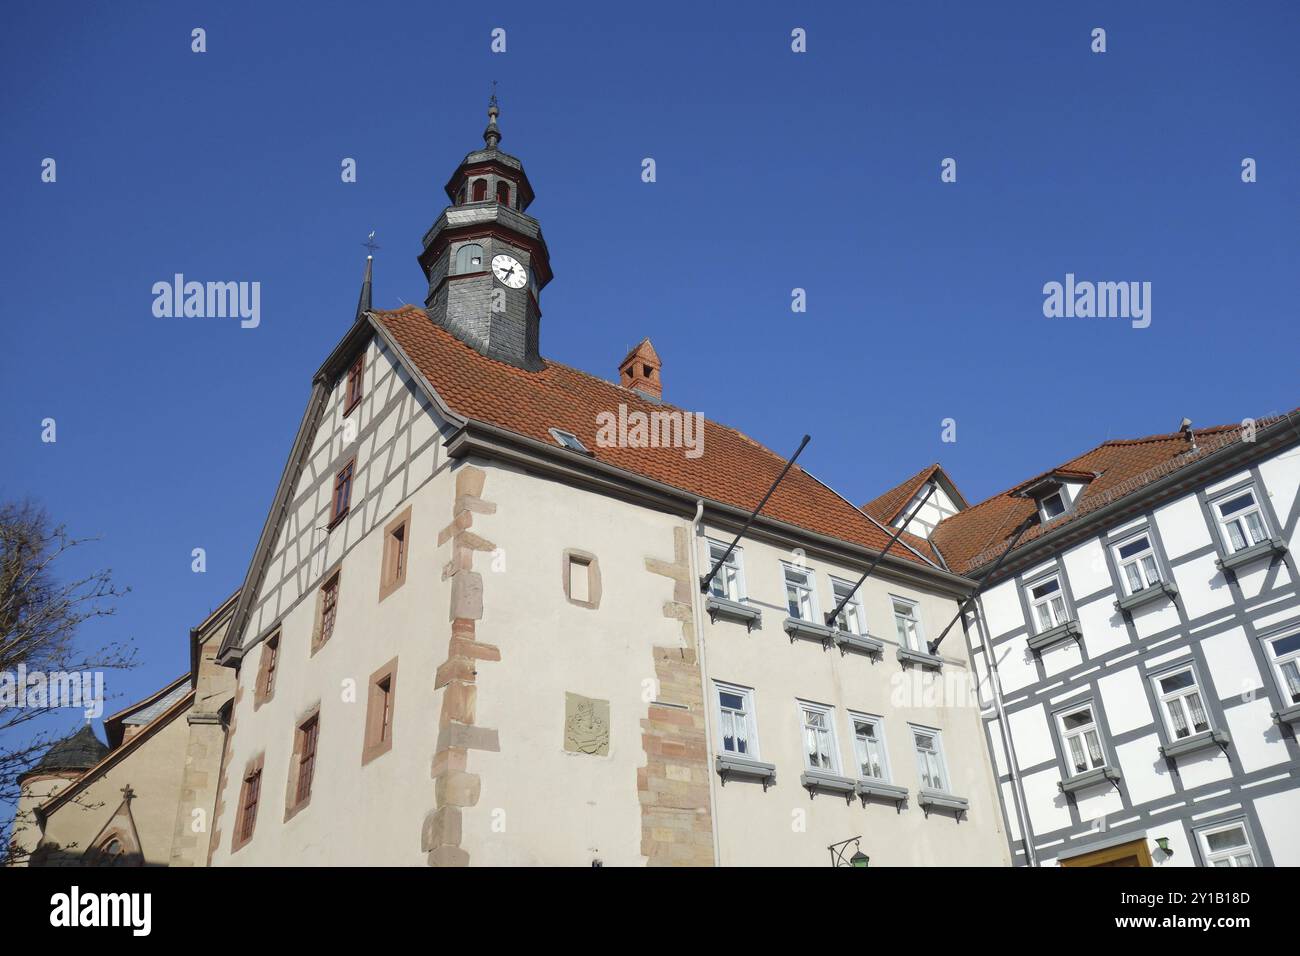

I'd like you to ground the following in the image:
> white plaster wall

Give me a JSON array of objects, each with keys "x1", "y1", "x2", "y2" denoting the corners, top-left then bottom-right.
[
  {"x1": 1006, "y1": 705, "x2": 1054, "y2": 769},
  {"x1": 1222, "y1": 698, "x2": 1290, "y2": 774},
  {"x1": 1114, "y1": 733, "x2": 1176, "y2": 805},
  {"x1": 1060, "y1": 539, "x2": 1111, "y2": 599},
  {"x1": 1097, "y1": 666, "x2": 1153, "y2": 735},
  {"x1": 1154, "y1": 495, "x2": 1214, "y2": 559},
  {"x1": 1200, "y1": 627, "x2": 1263, "y2": 701},
  {"x1": 980, "y1": 579, "x2": 1023, "y2": 640},
  {"x1": 1254, "y1": 787, "x2": 1300, "y2": 865}
]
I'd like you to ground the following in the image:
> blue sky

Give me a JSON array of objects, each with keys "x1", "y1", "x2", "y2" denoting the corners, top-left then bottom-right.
[{"x1": 1, "y1": 0, "x2": 1296, "y2": 752}]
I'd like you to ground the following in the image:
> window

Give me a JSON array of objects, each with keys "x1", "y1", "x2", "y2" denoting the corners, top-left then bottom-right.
[
  {"x1": 798, "y1": 701, "x2": 839, "y2": 772},
  {"x1": 830, "y1": 578, "x2": 864, "y2": 634},
  {"x1": 549, "y1": 428, "x2": 588, "y2": 453},
  {"x1": 255, "y1": 631, "x2": 279, "y2": 709},
  {"x1": 363, "y1": 658, "x2": 398, "y2": 765},
  {"x1": 1196, "y1": 821, "x2": 1258, "y2": 867},
  {"x1": 471, "y1": 178, "x2": 487, "y2": 201},
  {"x1": 290, "y1": 714, "x2": 320, "y2": 812},
  {"x1": 715, "y1": 683, "x2": 758, "y2": 757},
  {"x1": 1029, "y1": 575, "x2": 1069, "y2": 632},
  {"x1": 232, "y1": 754, "x2": 264, "y2": 852},
  {"x1": 706, "y1": 540, "x2": 745, "y2": 602},
  {"x1": 1114, "y1": 533, "x2": 1161, "y2": 594},
  {"x1": 912, "y1": 726, "x2": 950, "y2": 792},
  {"x1": 1040, "y1": 491, "x2": 1066, "y2": 520},
  {"x1": 313, "y1": 571, "x2": 340, "y2": 653},
  {"x1": 1057, "y1": 703, "x2": 1106, "y2": 775},
  {"x1": 562, "y1": 549, "x2": 601, "y2": 609},
  {"x1": 1265, "y1": 631, "x2": 1300, "y2": 706},
  {"x1": 344, "y1": 353, "x2": 364, "y2": 413},
  {"x1": 893, "y1": 596, "x2": 922, "y2": 650},
  {"x1": 1154, "y1": 667, "x2": 1211, "y2": 740},
  {"x1": 495, "y1": 181, "x2": 510, "y2": 204},
  {"x1": 454, "y1": 242, "x2": 484, "y2": 274},
  {"x1": 379, "y1": 507, "x2": 412, "y2": 602},
  {"x1": 784, "y1": 565, "x2": 816, "y2": 621},
  {"x1": 1214, "y1": 488, "x2": 1270, "y2": 553},
  {"x1": 331, "y1": 460, "x2": 354, "y2": 526},
  {"x1": 851, "y1": 714, "x2": 889, "y2": 780}
]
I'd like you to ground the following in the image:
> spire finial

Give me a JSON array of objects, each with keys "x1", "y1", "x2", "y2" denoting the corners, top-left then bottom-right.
[{"x1": 484, "y1": 82, "x2": 501, "y2": 149}]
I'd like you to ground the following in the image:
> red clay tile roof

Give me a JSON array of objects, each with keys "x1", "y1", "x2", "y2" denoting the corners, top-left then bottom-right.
[
  {"x1": 933, "y1": 417, "x2": 1291, "y2": 575},
  {"x1": 861, "y1": 464, "x2": 942, "y2": 524},
  {"x1": 373, "y1": 307, "x2": 941, "y2": 568}
]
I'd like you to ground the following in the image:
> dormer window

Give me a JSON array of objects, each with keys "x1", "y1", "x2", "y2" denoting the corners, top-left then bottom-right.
[
  {"x1": 1040, "y1": 491, "x2": 1066, "y2": 520},
  {"x1": 549, "y1": 428, "x2": 588, "y2": 454}
]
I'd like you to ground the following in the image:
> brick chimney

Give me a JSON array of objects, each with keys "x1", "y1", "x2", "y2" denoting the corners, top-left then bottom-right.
[{"x1": 618, "y1": 338, "x2": 662, "y2": 400}]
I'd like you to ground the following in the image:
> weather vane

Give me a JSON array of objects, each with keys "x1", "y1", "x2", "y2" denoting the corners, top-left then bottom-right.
[
  {"x1": 490, "y1": 79, "x2": 498, "y2": 106},
  {"x1": 362, "y1": 230, "x2": 380, "y2": 256}
]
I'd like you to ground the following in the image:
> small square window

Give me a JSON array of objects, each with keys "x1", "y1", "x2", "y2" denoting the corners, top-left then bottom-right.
[
  {"x1": 706, "y1": 540, "x2": 745, "y2": 602},
  {"x1": 1153, "y1": 666, "x2": 1212, "y2": 740},
  {"x1": 911, "y1": 725, "x2": 950, "y2": 792},
  {"x1": 549, "y1": 428, "x2": 589, "y2": 453},
  {"x1": 892, "y1": 596, "x2": 923, "y2": 650},
  {"x1": 715, "y1": 682, "x2": 758, "y2": 758},
  {"x1": 784, "y1": 565, "x2": 816, "y2": 622},
  {"x1": 1040, "y1": 491, "x2": 1066, "y2": 520},
  {"x1": 1214, "y1": 488, "x2": 1271, "y2": 554},
  {"x1": 1196, "y1": 821, "x2": 1258, "y2": 867},
  {"x1": 798, "y1": 700, "x2": 840, "y2": 773}
]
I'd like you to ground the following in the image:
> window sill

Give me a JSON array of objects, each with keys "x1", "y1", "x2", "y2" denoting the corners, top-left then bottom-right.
[
  {"x1": 896, "y1": 646, "x2": 943, "y2": 671},
  {"x1": 715, "y1": 754, "x2": 776, "y2": 789},
  {"x1": 1114, "y1": 581, "x2": 1177, "y2": 613},
  {"x1": 917, "y1": 789, "x2": 969, "y2": 817},
  {"x1": 800, "y1": 769, "x2": 858, "y2": 801},
  {"x1": 1217, "y1": 538, "x2": 1288, "y2": 572},
  {"x1": 326, "y1": 509, "x2": 349, "y2": 532},
  {"x1": 856, "y1": 778, "x2": 909, "y2": 807},
  {"x1": 1058, "y1": 765, "x2": 1122, "y2": 794},
  {"x1": 705, "y1": 596, "x2": 761, "y2": 631},
  {"x1": 1159, "y1": 728, "x2": 1231, "y2": 760},
  {"x1": 833, "y1": 631, "x2": 885, "y2": 656},
  {"x1": 1272, "y1": 703, "x2": 1300, "y2": 728},
  {"x1": 783, "y1": 616, "x2": 836, "y2": 647},
  {"x1": 343, "y1": 398, "x2": 361, "y2": 418},
  {"x1": 1026, "y1": 619, "x2": 1081, "y2": 653}
]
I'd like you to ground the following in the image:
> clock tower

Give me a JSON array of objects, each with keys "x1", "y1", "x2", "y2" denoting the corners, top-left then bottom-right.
[{"x1": 419, "y1": 96, "x2": 552, "y2": 371}]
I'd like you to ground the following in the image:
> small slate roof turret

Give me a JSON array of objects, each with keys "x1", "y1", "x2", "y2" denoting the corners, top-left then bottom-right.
[
  {"x1": 22, "y1": 726, "x2": 108, "y2": 779},
  {"x1": 355, "y1": 254, "x2": 373, "y2": 323}
]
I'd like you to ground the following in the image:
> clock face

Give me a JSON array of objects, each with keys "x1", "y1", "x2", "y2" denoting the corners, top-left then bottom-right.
[{"x1": 491, "y1": 254, "x2": 527, "y2": 289}]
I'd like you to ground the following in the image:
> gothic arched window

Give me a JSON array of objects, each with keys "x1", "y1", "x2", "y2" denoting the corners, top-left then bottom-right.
[
  {"x1": 471, "y1": 179, "x2": 487, "y2": 202},
  {"x1": 455, "y1": 243, "x2": 484, "y2": 274},
  {"x1": 495, "y1": 181, "x2": 510, "y2": 205}
]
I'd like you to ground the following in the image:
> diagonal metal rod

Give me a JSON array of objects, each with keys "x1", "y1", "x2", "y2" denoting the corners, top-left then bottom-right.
[
  {"x1": 824, "y1": 483, "x2": 937, "y2": 628},
  {"x1": 700, "y1": 434, "x2": 811, "y2": 594},
  {"x1": 927, "y1": 514, "x2": 1037, "y2": 655}
]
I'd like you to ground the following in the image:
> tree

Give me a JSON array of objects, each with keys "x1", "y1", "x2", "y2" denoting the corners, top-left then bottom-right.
[{"x1": 1, "y1": 500, "x2": 135, "y2": 863}]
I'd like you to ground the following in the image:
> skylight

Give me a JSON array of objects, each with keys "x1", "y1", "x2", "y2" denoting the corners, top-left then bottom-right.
[{"x1": 549, "y1": 428, "x2": 589, "y2": 454}]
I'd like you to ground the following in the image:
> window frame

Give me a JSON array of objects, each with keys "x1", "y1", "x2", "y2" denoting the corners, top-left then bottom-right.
[
  {"x1": 454, "y1": 242, "x2": 484, "y2": 274},
  {"x1": 362, "y1": 657, "x2": 398, "y2": 766},
  {"x1": 1212, "y1": 486, "x2": 1271, "y2": 555},
  {"x1": 1112, "y1": 530, "x2": 1163, "y2": 596},
  {"x1": 286, "y1": 710, "x2": 320, "y2": 820},
  {"x1": 830, "y1": 577, "x2": 865, "y2": 635},
  {"x1": 312, "y1": 568, "x2": 341, "y2": 655},
  {"x1": 714, "y1": 681, "x2": 760, "y2": 760},
  {"x1": 1039, "y1": 490, "x2": 1067, "y2": 521},
  {"x1": 231, "y1": 753, "x2": 265, "y2": 853},
  {"x1": 849, "y1": 711, "x2": 891, "y2": 782},
  {"x1": 378, "y1": 506, "x2": 412, "y2": 602},
  {"x1": 254, "y1": 630, "x2": 280, "y2": 710},
  {"x1": 1027, "y1": 573, "x2": 1071, "y2": 634},
  {"x1": 891, "y1": 595, "x2": 923, "y2": 650},
  {"x1": 910, "y1": 724, "x2": 951, "y2": 793},
  {"x1": 705, "y1": 539, "x2": 746, "y2": 602},
  {"x1": 782, "y1": 563, "x2": 818, "y2": 622},
  {"x1": 1195, "y1": 819, "x2": 1259, "y2": 868},
  {"x1": 1054, "y1": 701, "x2": 1109, "y2": 776},
  {"x1": 561, "y1": 548, "x2": 601, "y2": 609},
  {"x1": 344, "y1": 352, "x2": 364, "y2": 415},
  {"x1": 548, "y1": 427, "x2": 589, "y2": 454},
  {"x1": 1151, "y1": 664, "x2": 1214, "y2": 742},
  {"x1": 1263, "y1": 630, "x2": 1300, "y2": 709},
  {"x1": 329, "y1": 459, "x2": 355, "y2": 528},
  {"x1": 796, "y1": 699, "x2": 841, "y2": 774}
]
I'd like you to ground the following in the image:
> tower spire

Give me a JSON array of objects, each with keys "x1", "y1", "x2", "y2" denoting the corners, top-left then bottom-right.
[
  {"x1": 355, "y1": 232, "x2": 376, "y2": 322},
  {"x1": 483, "y1": 82, "x2": 501, "y2": 150}
]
